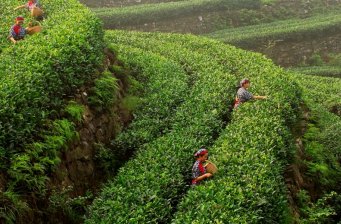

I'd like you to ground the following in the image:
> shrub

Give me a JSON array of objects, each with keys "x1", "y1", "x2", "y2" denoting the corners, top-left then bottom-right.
[
  {"x1": 291, "y1": 72, "x2": 341, "y2": 223},
  {"x1": 88, "y1": 71, "x2": 119, "y2": 111},
  {"x1": 0, "y1": 190, "x2": 29, "y2": 224},
  {"x1": 328, "y1": 53, "x2": 341, "y2": 67},
  {"x1": 307, "y1": 53, "x2": 324, "y2": 66},
  {"x1": 65, "y1": 101, "x2": 85, "y2": 123},
  {"x1": 7, "y1": 119, "x2": 76, "y2": 194},
  {"x1": 297, "y1": 190, "x2": 337, "y2": 224},
  {"x1": 108, "y1": 43, "x2": 189, "y2": 160},
  {"x1": 48, "y1": 186, "x2": 93, "y2": 223}
]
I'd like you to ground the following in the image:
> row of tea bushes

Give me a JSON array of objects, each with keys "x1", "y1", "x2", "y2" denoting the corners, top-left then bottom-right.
[
  {"x1": 206, "y1": 11, "x2": 341, "y2": 45},
  {"x1": 110, "y1": 30, "x2": 300, "y2": 126},
  {"x1": 107, "y1": 43, "x2": 189, "y2": 166},
  {"x1": 287, "y1": 66, "x2": 341, "y2": 78},
  {"x1": 93, "y1": 0, "x2": 261, "y2": 27},
  {"x1": 292, "y1": 73, "x2": 341, "y2": 107}
]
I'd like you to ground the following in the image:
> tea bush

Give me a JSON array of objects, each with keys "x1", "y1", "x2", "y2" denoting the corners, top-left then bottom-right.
[{"x1": 107, "y1": 43, "x2": 189, "y2": 158}]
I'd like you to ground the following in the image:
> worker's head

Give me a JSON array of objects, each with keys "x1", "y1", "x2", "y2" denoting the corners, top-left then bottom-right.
[
  {"x1": 240, "y1": 78, "x2": 250, "y2": 88},
  {"x1": 15, "y1": 16, "x2": 24, "y2": 25},
  {"x1": 194, "y1": 148, "x2": 208, "y2": 161}
]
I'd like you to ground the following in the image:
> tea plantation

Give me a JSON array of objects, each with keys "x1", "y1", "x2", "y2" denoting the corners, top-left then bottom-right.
[{"x1": 1, "y1": 0, "x2": 340, "y2": 223}]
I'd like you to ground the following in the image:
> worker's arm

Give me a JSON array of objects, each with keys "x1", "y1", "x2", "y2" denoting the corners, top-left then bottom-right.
[
  {"x1": 14, "y1": 5, "x2": 26, "y2": 10},
  {"x1": 9, "y1": 37, "x2": 17, "y2": 44},
  {"x1": 194, "y1": 173, "x2": 212, "y2": 182},
  {"x1": 253, "y1": 95, "x2": 267, "y2": 100}
]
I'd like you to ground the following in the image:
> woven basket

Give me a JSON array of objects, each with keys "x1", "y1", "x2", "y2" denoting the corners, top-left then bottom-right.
[
  {"x1": 31, "y1": 7, "x2": 43, "y2": 17},
  {"x1": 204, "y1": 160, "x2": 218, "y2": 174},
  {"x1": 27, "y1": 26, "x2": 42, "y2": 35}
]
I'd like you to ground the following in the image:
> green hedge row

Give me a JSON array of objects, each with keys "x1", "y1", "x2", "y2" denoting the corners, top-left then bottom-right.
[
  {"x1": 106, "y1": 31, "x2": 300, "y2": 126},
  {"x1": 303, "y1": 105, "x2": 341, "y2": 187},
  {"x1": 293, "y1": 73, "x2": 341, "y2": 108},
  {"x1": 107, "y1": 43, "x2": 190, "y2": 157},
  {"x1": 93, "y1": 0, "x2": 261, "y2": 27},
  {"x1": 288, "y1": 66, "x2": 341, "y2": 78},
  {"x1": 206, "y1": 11, "x2": 341, "y2": 44}
]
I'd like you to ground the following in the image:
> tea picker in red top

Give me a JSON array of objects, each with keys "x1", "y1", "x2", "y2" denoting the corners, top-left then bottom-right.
[
  {"x1": 9, "y1": 16, "x2": 27, "y2": 44},
  {"x1": 191, "y1": 148, "x2": 213, "y2": 185}
]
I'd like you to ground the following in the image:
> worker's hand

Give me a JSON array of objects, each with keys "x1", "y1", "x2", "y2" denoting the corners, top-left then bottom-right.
[
  {"x1": 9, "y1": 37, "x2": 17, "y2": 44},
  {"x1": 205, "y1": 173, "x2": 213, "y2": 178}
]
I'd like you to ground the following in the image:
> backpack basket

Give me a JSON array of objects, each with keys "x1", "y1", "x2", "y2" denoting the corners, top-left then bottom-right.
[
  {"x1": 27, "y1": 25, "x2": 42, "y2": 35},
  {"x1": 204, "y1": 160, "x2": 218, "y2": 174},
  {"x1": 31, "y1": 7, "x2": 43, "y2": 17}
]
